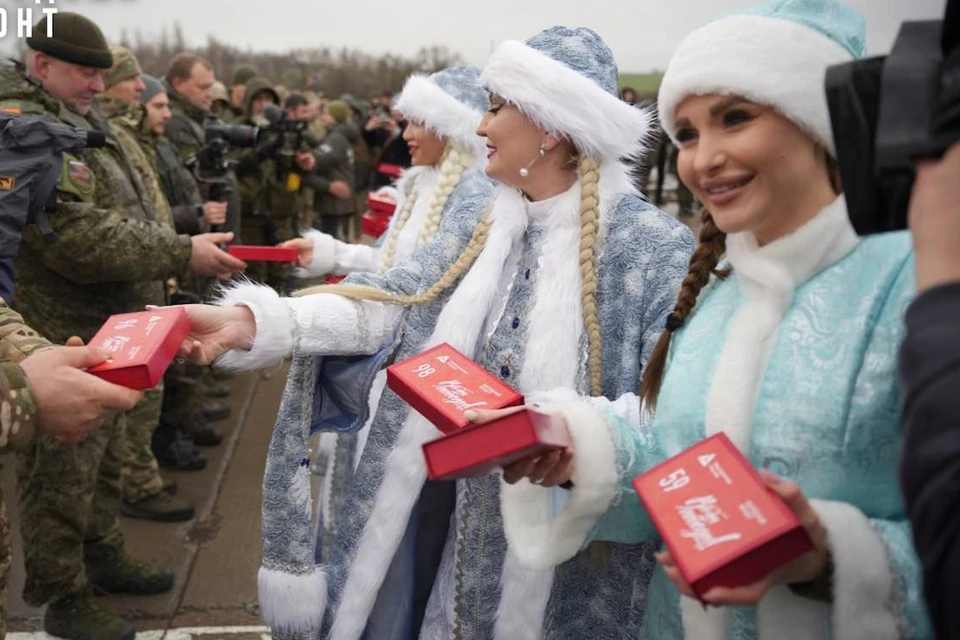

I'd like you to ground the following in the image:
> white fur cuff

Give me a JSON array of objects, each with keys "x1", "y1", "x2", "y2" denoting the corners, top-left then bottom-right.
[
  {"x1": 752, "y1": 499, "x2": 898, "y2": 640},
  {"x1": 213, "y1": 281, "x2": 295, "y2": 371},
  {"x1": 500, "y1": 392, "x2": 618, "y2": 570},
  {"x1": 297, "y1": 228, "x2": 338, "y2": 279},
  {"x1": 257, "y1": 565, "x2": 327, "y2": 636}
]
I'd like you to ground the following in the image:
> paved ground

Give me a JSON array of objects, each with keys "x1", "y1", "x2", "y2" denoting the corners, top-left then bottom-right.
[{"x1": 2, "y1": 364, "x2": 289, "y2": 640}]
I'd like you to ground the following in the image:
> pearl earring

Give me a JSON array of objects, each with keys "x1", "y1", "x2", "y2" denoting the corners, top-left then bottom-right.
[{"x1": 519, "y1": 142, "x2": 547, "y2": 178}]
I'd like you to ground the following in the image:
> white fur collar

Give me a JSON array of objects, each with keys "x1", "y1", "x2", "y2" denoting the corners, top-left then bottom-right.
[{"x1": 687, "y1": 196, "x2": 859, "y2": 638}]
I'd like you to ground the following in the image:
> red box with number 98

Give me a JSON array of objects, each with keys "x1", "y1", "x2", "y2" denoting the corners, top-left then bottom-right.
[{"x1": 631, "y1": 433, "x2": 813, "y2": 598}]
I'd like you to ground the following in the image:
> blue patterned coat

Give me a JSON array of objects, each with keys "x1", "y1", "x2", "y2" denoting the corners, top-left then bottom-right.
[{"x1": 254, "y1": 170, "x2": 694, "y2": 640}]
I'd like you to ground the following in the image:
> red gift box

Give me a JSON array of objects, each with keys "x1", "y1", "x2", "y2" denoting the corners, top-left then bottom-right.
[
  {"x1": 227, "y1": 245, "x2": 299, "y2": 263},
  {"x1": 386, "y1": 343, "x2": 524, "y2": 434},
  {"x1": 632, "y1": 433, "x2": 813, "y2": 598},
  {"x1": 362, "y1": 211, "x2": 391, "y2": 239},
  {"x1": 86, "y1": 307, "x2": 191, "y2": 390},
  {"x1": 422, "y1": 408, "x2": 571, "y2": 480},
  {"x1": 386, "y1": 343, "x2": 571, "y2": 480},
  {"x1": 377, "y1": 163, "x2": 403, "y2": 178},
  {"x1": 367, "y1": 193, "x2": 397, "y2": 215}
]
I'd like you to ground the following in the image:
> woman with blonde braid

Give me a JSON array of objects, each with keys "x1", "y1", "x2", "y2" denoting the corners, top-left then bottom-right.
[
  {"x1": 280, "y1": 68, "x2": 491, "y2": 557},
  {"x1": 284, "y1": 66, "x2": 489, "y2": 280},
  {"x1": 176, "y1": 26, "x2": 693, "y2": 640},
  {"x1": 485, "y1": 1, "x2": 933, "y2": 639}
]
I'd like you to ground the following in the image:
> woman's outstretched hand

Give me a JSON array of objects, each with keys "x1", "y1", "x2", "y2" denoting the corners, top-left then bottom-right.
[
  {"x1": 280, "y1": 237, "x2": 315, "y2": 269},
  {"x1": 465, "y1": 406, "x2": 575, "y2": 487},
  {"x1": 163, "y1": 304, "x2": 257, "y2": 365}
]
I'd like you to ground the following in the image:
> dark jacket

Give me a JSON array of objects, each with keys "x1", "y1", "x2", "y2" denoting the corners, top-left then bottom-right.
[
  {"x1": 899, "y1": 281, "x2": 960, "y2": 640},
  {"x1": 163, "y1": 80, "x2": 242, "y2": 240},
  {"x1": 304, "y1": 122, "x2": 355, "y2": 219},
  {"x1": 155, "y1": 135, "x2": 208, "y2": 236}
]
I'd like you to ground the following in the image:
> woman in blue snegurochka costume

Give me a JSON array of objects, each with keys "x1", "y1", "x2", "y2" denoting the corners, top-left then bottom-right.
[
  {"x1": 279, "y1": 66, "x2": 492, "y2": 560},
  {"x1": 175, "y1": 26, "x2": 694, "y2": 640},
  {"x1": 473, "y1": 1, "x2": 934, "y2": 639},
  {"x1": 176, "y1": 27, "x2": 693, "y2": 640}
]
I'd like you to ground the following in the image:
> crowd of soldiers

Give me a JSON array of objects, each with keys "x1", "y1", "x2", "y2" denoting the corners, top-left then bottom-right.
[{"x1": 0, "y1": 11, "x2": 411, "y2": 640}]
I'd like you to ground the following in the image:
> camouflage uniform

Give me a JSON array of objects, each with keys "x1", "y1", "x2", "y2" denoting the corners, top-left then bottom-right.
[
  {"x1": 0, "y1": 302, "x2": 51, "y2": 639},
  {"x1": 0, "y1": 63, "x2": 190, "y2": 607},
  {"x1": 236, "y1": 77, "x2": 304, "y2": 294},
  {"x1": 99, "y1": 95, "x2": 171, "y2": 504}
]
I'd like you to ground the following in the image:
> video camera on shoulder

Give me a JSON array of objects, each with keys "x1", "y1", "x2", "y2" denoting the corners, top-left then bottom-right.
[
  {"x1": 826, "y1": 0, "x2": 959, "y2": 234},
  {"x1": 185, "y1": 114, "x2": 261, "y2": 201},
  {"x1": 0, "y1": 114, "x2": 106, "y2": 256}
]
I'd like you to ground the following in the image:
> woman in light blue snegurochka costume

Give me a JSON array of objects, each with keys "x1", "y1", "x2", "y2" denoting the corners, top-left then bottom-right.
[
  {"x1": 478, "y1": 1, "x2": 934, "y2": 639},
  {"x1": 176, "y1": 26, "x2": 694, "y2": 640},
  {"x1": 279, "y1": 67, "x2": 492, "y2": 559}
]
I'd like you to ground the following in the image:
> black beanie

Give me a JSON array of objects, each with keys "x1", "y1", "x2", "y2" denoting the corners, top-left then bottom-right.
[{"x1": 26, "y1": 12, "x2": 113, "y2": 69}]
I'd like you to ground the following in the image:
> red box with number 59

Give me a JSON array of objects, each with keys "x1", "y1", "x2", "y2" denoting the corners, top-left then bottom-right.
[
  {"x1": 631, "y1": 433, "x2": 813, "y2": 598},
  {"x1": 386, "y1": 343, "x2": 571, "y2": 480}
]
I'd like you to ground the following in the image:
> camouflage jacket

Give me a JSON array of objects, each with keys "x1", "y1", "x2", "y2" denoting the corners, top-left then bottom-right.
[
  {"x1": 155, "y1": 135, "x2": 208, "y2": 236},
  {"x1": 99, "y1": 96, "x2": 175, "y2": 230},
  {"x1": 0, "y1": 301, "x2": 53, "y2": 451},
  {"x1": 0, "y1": 64, "x2": 192, "y2": 344}
]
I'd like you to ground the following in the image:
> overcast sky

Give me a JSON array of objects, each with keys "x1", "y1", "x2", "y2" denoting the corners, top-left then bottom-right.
[{"x1": 2, "y1": 0, "x2": 948, "y2": 71}]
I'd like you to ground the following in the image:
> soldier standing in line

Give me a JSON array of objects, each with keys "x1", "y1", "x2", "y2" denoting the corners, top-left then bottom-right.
[
  {"x1": 308, "y1": 100, "x2": 355, "y2": 240},
  {"x1": 227, "y1": 64, "x2": 257, "y2": 124},
  {"x1": 141, "y1": 74, "x2": 227, "y2": 463},
  {"x1": 235, "y1": 77, "x2": 312, "y2": 294},
  {"x1": 0, "y1": 303, "x2": 143, "y2": 640},
  {"x1": 99, "y1": 46, "x2": 227, "y2": 523},
  {"x1": 1, "y1": 14, "x2": 244, "y2": 640}
]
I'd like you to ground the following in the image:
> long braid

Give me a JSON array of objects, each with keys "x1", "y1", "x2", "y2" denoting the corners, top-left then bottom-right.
[
  {"x1": 378, "y1": 174, "x2": 422, "y2": 272},
  {"x1": 639, "y1": 209, "x2": 728, "y2": 411},
  {"x1": 294, "y1": 210, "x2": 492, "y2": 305},
  {"x1": 577, "y1": 154, "x2": 603, "y2": 396},
  {"x1": 417, "y1": 143, "x2": 474, "y2": 246}
]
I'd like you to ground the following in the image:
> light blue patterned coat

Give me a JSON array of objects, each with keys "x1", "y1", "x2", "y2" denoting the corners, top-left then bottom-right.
[
  {"x1": 257, "y1": 174, "x2": 694, "y2": 639},
  {"x1": 586, "y1": 230, "x2": 930, "y2": 639}
]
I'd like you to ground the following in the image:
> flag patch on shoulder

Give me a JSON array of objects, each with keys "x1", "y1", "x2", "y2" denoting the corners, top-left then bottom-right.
[
  {"x1": 1, "y1": 107, "x2": 21, "y2": 115},
  {"x1": 68, "y1": 160, "x2": 92, "y2": 182}
]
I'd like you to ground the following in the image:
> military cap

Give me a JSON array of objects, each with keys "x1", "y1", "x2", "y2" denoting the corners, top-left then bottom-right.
[
  {"x1": 211, "y1": 81, "x2": 229, "y2": 104},
  {"x1": 140, "y1": 74, "x2": 165, "y2": 105},
  {"x1": 26, "y1": 12, "x2": 113, "y2": 69},
  {"x1": 231, "y1": 64, "x2": 258, "y2": 87},
  {"x1": 104, "y1": 45, "x2": 141, "y2": 88},
  {"x1": 325, "y1": 100, "x2": 349, "y2": 124}
]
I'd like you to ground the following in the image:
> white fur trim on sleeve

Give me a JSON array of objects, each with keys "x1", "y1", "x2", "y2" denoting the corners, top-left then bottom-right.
[
  {"x1": 394, "y1": 74, "x2": 486, "y2": 161},
  {"x1": 480, "y1": 40, "x2": 652, "y2": 161},
  {"x1": 257, "y1": 565, "x2": 327, "y2": 637},
  {"x1": 754, "y1": 499, "x2": 899, "y2": 640},
  {"x1": 657, "y1": 15, "x2": 854, "y2": 155},
  {"x1": 213, "y1": 280, "x2": 295, "y2": 371},
  {"x1": 296, "y1": 228, "x2": 338, "y2": 278},
  {"x1": 500, "y1": 393, "x2": 618, "y2": 570}
]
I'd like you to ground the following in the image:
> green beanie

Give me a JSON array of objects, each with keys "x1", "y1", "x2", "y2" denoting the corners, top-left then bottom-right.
[
  {"x1": 104, "y1": 45, "x2": 141, "y2": 88},
  {"x1": 326, "y1": 100, "x2": 349, "y2": 123},
  {"x1": 26, "y1": 12, "x2": 112, "y2": 69},
  {"x1": 231, "y1": 64, "x2": 258, "y2": 87}
]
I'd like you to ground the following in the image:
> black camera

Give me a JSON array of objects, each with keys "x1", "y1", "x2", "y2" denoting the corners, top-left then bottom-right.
[
  {"x1": 0, "y1": 113, "x2": 106, "y2": 256},
  {"x1": 826, "y1": 0, "x2": 959, "y2": 235},
  {"x1": 185, "y1": 114, "x2": 262, "y2": 202}
]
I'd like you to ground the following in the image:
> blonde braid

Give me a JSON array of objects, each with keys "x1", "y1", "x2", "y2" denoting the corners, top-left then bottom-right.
[
  {"x1": 577, "y1": 153, "x2": 603, "y2": 396},
  {"x1": 378, "y1": 174, "x2": 422, "y2": 272},
  {"x1": 294, "y1": 210, "x2": 492, "y2": 305},
  {"x1": 417, "y1": 143, "x2": 474, "y2": 246}
]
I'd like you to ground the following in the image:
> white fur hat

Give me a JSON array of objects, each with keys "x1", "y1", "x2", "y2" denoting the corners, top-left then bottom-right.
[
  {"x1": 480, "y1": 26, "x2": 652, "y2": 162},
  {"x1": 657, "y1": 0, "x2": 867, "y2": 156}
]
